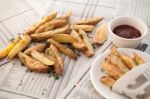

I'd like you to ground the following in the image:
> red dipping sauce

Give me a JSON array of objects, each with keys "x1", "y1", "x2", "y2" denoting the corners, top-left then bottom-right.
[{"x1": 113, "y1": 25, "x2": 141, "y2": 39}]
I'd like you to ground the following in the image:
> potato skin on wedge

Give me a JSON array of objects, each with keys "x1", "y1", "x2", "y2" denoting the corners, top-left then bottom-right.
[
  {"x1": 31, "y1": 24, "x2": 70, "y2": 41},
  {"x1": 101, "y1": 62, "x2": 124, "y2": 80},
  {"x1": 133, "y1": 53, "x2": 144, "y2": 65},
  {"x1": 51, "y1": 34, "x2": 76, "y2": 43},
  {"x1": 79, "y1": 29, "x2": 94, "y2": 57},
  {"x1": 24, "y1": 11, "x2": 57, "y2": 35},
  {"x1": 70, "y1": 30, "x2": 86, "y2": 51},
  {"x1": 71, "y1": 25, "x2": 94, "y2": 32},
  {"x1": 100, "y1": 75, "x2": 116, "y2": 87},
  {"x1": 48, "y1": 44, "x2": 64, "y2": 75},
  {"x1": 93, "y1": 24, "x2": 108, "y2": 44},
  {"x1": 18, "y1": 52, "x2": 49, "y2": 73},
  {"x1": 48, "y1": 39, "x2": 77, "y2": 60},
  {"x1": 24, "y1": 43, "x2": 46, "y2": 55},
  {"x1": 75, "y1": 17, "x2": 103, "y2": 25},
  {"x1": 35, "y1": 18, "x2": 67, "y2": 33}
]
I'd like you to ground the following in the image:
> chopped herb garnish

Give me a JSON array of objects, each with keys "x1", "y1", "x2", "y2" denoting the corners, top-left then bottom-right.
[{"x1": 47, "y1": 69, "x2": 59, "y2": 80}]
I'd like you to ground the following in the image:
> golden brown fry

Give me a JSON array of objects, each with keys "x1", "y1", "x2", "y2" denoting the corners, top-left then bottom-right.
[
  {"x1": 51, "y1": 34, "x2": 76, "y2": 43},
  {"x1": 35, "y1": 18, "x2": 67, "y2": 33},
  {"x1": 109, "y1": 46, "x2": 119, "y2": 56},
  {"x1": 0, "y1": 36, "x2": 21, "y2": 59},
  {"x1": 48, "y1": 39, "x2": 77, "y2": 60},
  {"x1": 31, "y1": 24, "x2": 70, "y2": 41},
  {"x1": 71, "y1": 25, "x2": 94, "y2": 32},
  {"x1": 70, "y1": 30, "x2": 86, "y2": 51},
  {"x1": 133, "y1": 53, "x2": 144, "y2": 65},
  {"x1": 50, "y1": 44, "x2": 64, "y2": 75},
  {"x1": 101, "y1": 62, "x2": 124, "y2": 80},
  {"x1": 106, "y1": 55, "x2": 129, "y2": 73},
  {"x1": 93, "y1": 24, "x2": 108, "y2": 44},
  {"x1": 18, "y1": 52, "x2": 49, "y2": 73},
  {"x1": 7, "y1": 35, "x2": 31, "y2": 59},
  {"x1": 79, "y1": 29, "x2": 94, "y2": 57},
  {"x1": 24, "y1": 43, "x2": 46, "y2": 55},
  {"x1": 35, "y1": 24, "x2": 54, "y2": 33},
  {"x1": 100, "y1": 75, "x2": 116, "y2": 87},
  {"x1": 120, "y1": 53, "x2": 136, "y2": 69},
  {"x1": 75, "y1": 17, "x2": 103, "y2": 25},
  {"x1": 31, "y1": 50, "x2": 54, "y2": 65},
  {"x1": 24, "y1": 11, "x2": 57, "y2": 34}
]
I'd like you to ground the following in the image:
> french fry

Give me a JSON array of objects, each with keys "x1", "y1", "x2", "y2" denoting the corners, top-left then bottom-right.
[
  {"x1": 24, "y1": 11, "x2": 57, "y2": 35},
  {"x1": 35, "y1": 18, "x2": 67, "y2": 33},
  {"x1": 75, "y1": 17, "x2": 103, "y2": 25},
  {"x1": 71, "y1": 25, "x2": 94, "y2": 32},
  {"x1": 31, "y1": 50, "x2": 54, "y2": 65},
  {"x1": 0, "y1": 36, "x2": 21, "y2": 59},
  {"x1": 100, "y1": 75, "x2": 116, "y2": 87},
  {"x1": 70, "y1": 30, "x2": 86, "y2": 51},
  {"x1": 109, "y1": 46, "x2": 119, "y2": 56},
  {"x1": 35, "y1": 24, "x2": 54, "y2": 33},
  {"x1": 50, "y1": 44, "x2": 64, "y2": 75},
  {"x1": 93, "y1": 24, "x2": 107, "y2": 44},
  {"x1": 31, "y1": 24, "x2": 70, "y2": 41},
  {"x1": 7, "y1": 35, "x2": 31, "y2": 59},
  {"x1": 101, "y1": 62, "x2": 124, "y2": 80},
  {"x1": 47, "y1": 39, "x2": 77, "y2": 60},
  {"x1": 106, "y1": 55, "x2": 129, "y2": 73},
  {"x1": 120, "y1": 53, "x2": 136, "y2": 69},
  {"x1": 79, "y1": 29, "x2": 94, "y2": 57},
  {"x1": 18, "y1": 52, "x2": 49, "y2": 73},
  {"x1": 133, "y1": 53, "x2": 144, "y2": 65},
  {"x1": 51, "y1": 34, "x2": 76, "y2": 43},
  {"x1": 24, "y1": 43, "x2": 46, "y2": 55}
]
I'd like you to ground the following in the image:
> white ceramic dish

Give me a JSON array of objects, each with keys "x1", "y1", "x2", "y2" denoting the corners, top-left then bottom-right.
[
  {"x1": 109, "y1": 16, "x2": 148, "y2": 48},
  {"x1": 90, "y1": 48, "x2": 150, "y2": 99}
]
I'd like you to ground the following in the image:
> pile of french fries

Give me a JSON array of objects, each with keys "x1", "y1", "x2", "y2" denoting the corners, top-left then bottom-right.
[
  {"x1": 0, "y1": 11, "x2": 108, "y2": 76},
  {"x1": 100, "y1": 46, "x2": 145, "y2": 87}
]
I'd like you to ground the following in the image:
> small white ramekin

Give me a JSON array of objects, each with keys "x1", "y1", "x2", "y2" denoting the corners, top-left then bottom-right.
[{"x1": 109, "y1": 16, "x2": 148, "y2": 48}]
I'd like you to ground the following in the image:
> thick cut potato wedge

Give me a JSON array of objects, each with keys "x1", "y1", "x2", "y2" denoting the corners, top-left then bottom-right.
[
  {"x1": 79, "y1": 29, "x2": 94, "y2": 57},
  {"x1": 101, "y1": 62, "x2": 124, "y2": 80},
  {"x1": 133, "y1": 53, "x2": 144, "y2": 64},
  {"x1": 50, "y1": 44, "x2": 64, "y2": 75},
  {"x1": 0, "y1": 36, "x2": 21, "y2": 59},
  {"x1": 35, "y1": 18, "x2": 67, "y2": 33},
  {"x1": 31, "y1": 50, "x2": 54, "y2": 66},
  {"x1": 18, "y1": 52, "x2": 49, "y2": 73},
  {"x1": 106, "y1": 55, "x2": 129, "y2": 73},
  {"x1": 75, "y1": 17, "x2": 103, "y2": 25},
  {"x1": 120, "y1": 53, "x2": 136, "y2": 69},
  {"x1": 48, "y1": 39, "x2": 77, "y2": 60},
  {"x1": 31, "y1": 24, "x2": 70, "y2": 41},
  {"x1": 93, "y1": 24, "x2": 108, "y2": 44},
  {"x1": 24, "y1": 12, "x2": 57, "y2": 35},
  {"x1": 70, "y1": 30, "x2": 86, "y2": 51},
  {"x1": 133, "y1": 53, "x2": 144, "y2": 65},
  {"x1": 71, "y1": 25, "x2": 94, "y2": 32},
  {"x1": 7, "y1": 35, "x2": 31, "y2": 59},
  {"x1": 100, "y1": 75, "x2": 116, "y2": 87},
  {"x1": 35, "y1": 24, "x2": 54, "y2": 33},
  {"x1": 24, "y1": 43, "x2": 46, "y2": 55},
  {"x1": 51, "y1": 34, "x2": 76, "y2": 43}
]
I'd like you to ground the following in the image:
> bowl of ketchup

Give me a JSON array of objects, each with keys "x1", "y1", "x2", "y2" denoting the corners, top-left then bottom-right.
[{"x1": 109, "y1": 16, "x2": 147, "y2": 48}]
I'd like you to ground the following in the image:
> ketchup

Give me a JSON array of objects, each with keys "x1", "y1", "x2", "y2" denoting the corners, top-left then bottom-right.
[{"x1": 113, "y1": 25, "x2": 141, "y2": 39}]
